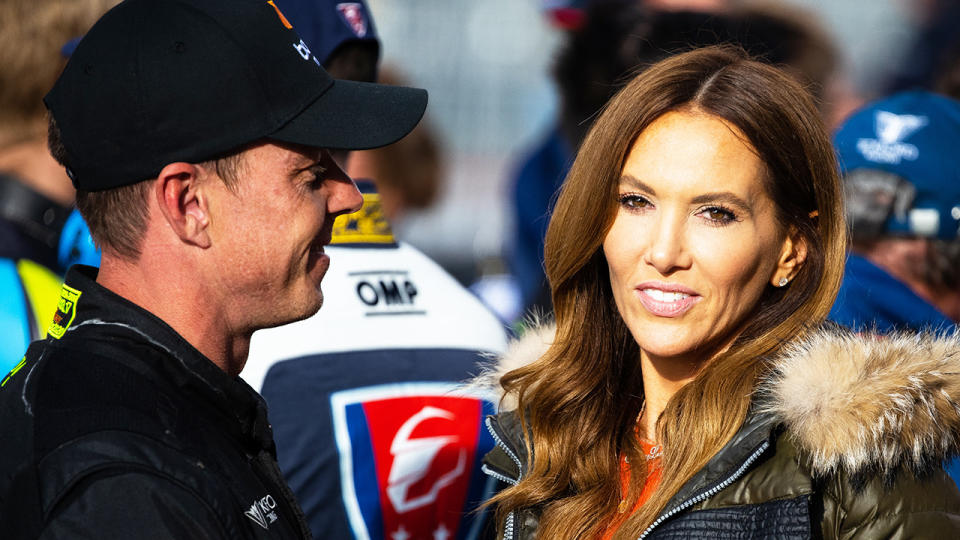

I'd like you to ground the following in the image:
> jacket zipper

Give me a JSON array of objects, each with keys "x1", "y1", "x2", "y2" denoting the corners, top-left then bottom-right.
[
  {"x1": 483, "y1": 416, "x2": 524, "y2": 540},
  {"x1": 637, "y1": 439, "x2": 771, "y2": 539},
  {"x1": 481, "y1": 464, "x2": 519, "y2": 486},
  {"x1": 503, "y1": 510, "x2": 516, "y2": 540},
  {"x1": 484, "y1": 416, "x2": 524, "y2": 482}
]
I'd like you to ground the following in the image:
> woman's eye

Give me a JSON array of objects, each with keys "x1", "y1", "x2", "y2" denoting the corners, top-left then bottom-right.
[
  {"x1": 619, "y1": 194, "x2": 651, "y2": 210},
  {"x1": 700, "y1": 206, "x2": 737, "y2": 224}
]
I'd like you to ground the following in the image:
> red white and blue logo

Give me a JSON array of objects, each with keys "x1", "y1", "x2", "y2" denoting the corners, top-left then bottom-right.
[
  {"x1": 331, "y1": 383, "x2": 497, "y2": 540},
  {"x1": 336, "y1": 3, "x2": 368, "y2": 38}
]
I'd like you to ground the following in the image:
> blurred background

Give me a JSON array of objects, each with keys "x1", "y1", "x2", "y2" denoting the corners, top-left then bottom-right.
[
  {"x1": 363, "y1": 0, "x2": 954, "y2": 322},
  {"x1": 366, "y1": 0, "x2": 562, "y2": 283}
]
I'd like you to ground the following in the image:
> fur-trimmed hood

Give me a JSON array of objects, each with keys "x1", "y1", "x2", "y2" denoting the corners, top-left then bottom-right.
[{"x1": 473, "y1": 323, "x2": 960, "y2": 478}]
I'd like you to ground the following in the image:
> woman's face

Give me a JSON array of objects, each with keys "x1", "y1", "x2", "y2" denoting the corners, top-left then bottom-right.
[{"x1": 603, "y1": 110, "x2": 796, "y2": 365}]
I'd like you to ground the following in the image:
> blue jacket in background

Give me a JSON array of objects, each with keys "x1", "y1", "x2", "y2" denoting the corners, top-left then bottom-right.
[
  {"x1": 507, "y1": 127, "x2": 572, "y2": 314},
  {"x1": 829, "y1": 253, "x2": 954, "y2": 334}
]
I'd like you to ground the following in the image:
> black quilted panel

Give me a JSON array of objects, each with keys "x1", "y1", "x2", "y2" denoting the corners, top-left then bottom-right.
[{"x1": 649, "y1": 495, "x2": 811, "y2": 539}]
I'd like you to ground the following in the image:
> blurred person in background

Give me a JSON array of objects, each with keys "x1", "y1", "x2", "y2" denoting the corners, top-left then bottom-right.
[
  {"x1": 883, "y1": 0, "x2": 960, "y2": 96},
  {"x1": 829, "y1": 91, "x2": 960, "y2": 332},
  {"x1": 243, "y1": 1, "x2": 509, "y2": 539},
  {"x1": 934, "y1": 38, "x2": 960, "y2": 99},
  {"x1": 348, "y1": 67, "x2": 443, "y2": 224},
  {"x1": 828, "y1": 90, "x2": 960, "y2": 489},
  {"x1": 505, "y1": 0, "x2": 841, "y2": 321},
  {"x1": 0, "y1": 0, "x2": 115, "y2": 373},
  {"x1": 481, "y1": 46, "x2": 960, "y2": 540}
]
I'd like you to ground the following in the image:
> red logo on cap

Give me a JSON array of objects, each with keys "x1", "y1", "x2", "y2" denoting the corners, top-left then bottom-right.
[
  {"x1": 336, "y1": 3, "x2": 368, "y2": 37},
  {"x1": 267, "y1": 1, "x2": 293, "y2": 29}
]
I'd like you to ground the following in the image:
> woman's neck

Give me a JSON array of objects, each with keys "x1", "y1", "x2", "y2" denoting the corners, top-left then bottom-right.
[
  {"x1": 637, "y1": 351, "x2": 707, "y2": 441},
  {"x1": 637, "y1": 324, "x2": 749, "y2": 441}
]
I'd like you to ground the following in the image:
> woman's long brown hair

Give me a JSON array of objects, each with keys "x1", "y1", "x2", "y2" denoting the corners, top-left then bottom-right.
[{"x1": 491, "y1": 46, "x2": 845, "y2": 539}]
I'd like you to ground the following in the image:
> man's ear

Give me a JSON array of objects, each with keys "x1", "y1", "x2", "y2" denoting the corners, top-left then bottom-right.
[
  {"x1": 154, "y1": 162, "x2": 211, "y2": 249},
  {"x1": 771, "y1": 227, "x2": 808, "y2": 287}
]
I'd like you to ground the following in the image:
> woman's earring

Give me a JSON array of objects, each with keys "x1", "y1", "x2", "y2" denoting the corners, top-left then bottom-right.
[{"x1": 777, "y1": 277, "x2": 789, "y2": 287}]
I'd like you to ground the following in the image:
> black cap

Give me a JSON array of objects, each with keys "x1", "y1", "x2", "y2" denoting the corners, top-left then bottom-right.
[{"x1": 44, "y1": 0, "x2": 427, "y2": 191}]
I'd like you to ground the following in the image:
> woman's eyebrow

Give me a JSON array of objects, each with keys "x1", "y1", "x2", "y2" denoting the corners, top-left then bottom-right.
[
  {"x1": 690, "y1": 192, "x2": 752, "y2": 210},
  {"x1": 618, "y1": 174, "x2": 656, "y2": 195},
  {"x1": 619, "y1": 174, "x2": 755, "y2": 215},
  {"x1": 622, "y1": 174, "x2": 750, "y2": 202}
]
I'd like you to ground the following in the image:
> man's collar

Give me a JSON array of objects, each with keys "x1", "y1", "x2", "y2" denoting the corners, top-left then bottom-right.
[{"x1": 52, "y1": 265, "x2": 273, "y2": 449}]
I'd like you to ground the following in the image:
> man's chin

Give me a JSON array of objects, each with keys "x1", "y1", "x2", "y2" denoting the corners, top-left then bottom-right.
[
  {"x1": 293, "y1": 291, "x2": 324, "y2": 321},
  {"x1": 259, "y1": 291, "x2": 323, "y2": 330}
]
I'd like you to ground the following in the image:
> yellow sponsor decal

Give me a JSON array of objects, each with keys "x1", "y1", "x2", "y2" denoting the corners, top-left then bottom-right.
[
  {"x1": 48, "y1": 284, "x2": 82, "y2": 339},
  {"x1": 331, "y1": 192, "x2": 396, "y2": 245},
  {"x1": 1, "y1": 356, "x2": 26, "y2": 388}
]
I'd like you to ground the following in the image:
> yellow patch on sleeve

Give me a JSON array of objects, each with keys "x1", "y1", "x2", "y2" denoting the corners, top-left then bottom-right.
[{"x1": 48, "y1": 283, "x2": 82, "y2": 339}]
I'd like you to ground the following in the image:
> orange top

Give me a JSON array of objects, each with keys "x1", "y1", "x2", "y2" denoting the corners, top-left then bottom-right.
[{"x1": 600, "y1": 439, "x2": 663, "y2": 540}]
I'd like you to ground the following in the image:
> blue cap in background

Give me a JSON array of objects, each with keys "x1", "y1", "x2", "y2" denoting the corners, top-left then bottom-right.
[
  {"x1": 834, "y1": 90, "x2": 960, "y2": 241},
  {"x1": 58, "y1": 208, "x2": 101, "y2": 271},
  {"x1": 273, "y1": 0, "x2": 379, "y2": 67}
]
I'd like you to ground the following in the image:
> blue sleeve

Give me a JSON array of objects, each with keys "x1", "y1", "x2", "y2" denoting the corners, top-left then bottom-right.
[{"x1": 0, "y1": 258, "x2": 31, "y2": 374}]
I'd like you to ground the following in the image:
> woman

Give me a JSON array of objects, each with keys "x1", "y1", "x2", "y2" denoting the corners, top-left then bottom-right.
[{"x1": 480, "y1": 46, "x2": 960, "y2": 539}]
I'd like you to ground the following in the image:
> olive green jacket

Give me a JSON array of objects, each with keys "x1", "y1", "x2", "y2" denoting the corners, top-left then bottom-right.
[{"x1": 478, "y1": 327, "x2": 960, "y2": 539}]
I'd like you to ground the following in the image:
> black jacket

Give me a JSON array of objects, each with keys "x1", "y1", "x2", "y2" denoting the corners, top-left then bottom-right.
[{"x1": 0, "y1": 265, "x2": 312, "y2": 539}]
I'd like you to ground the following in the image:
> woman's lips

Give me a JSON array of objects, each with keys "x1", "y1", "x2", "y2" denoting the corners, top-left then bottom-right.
[{"x1": 635, "y1": 282, "x2": 701, "y2": 318}]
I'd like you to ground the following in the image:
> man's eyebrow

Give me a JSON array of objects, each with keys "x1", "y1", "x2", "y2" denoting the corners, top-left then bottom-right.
[
  {"x1": 291, "y1": 158, "x2": 326, "y2": 175},
  {"x1": 284, "y1": 144, "x2": 324, "y2": 169}
]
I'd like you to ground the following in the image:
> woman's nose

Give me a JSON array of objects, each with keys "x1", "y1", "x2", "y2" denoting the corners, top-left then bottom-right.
[{"x1": 643, "y1": 213, "x2": 690, "y2": 274}]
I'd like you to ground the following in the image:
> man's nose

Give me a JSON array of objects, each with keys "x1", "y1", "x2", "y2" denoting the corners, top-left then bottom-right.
[
  {"x1": 323, "y1": 151, "x2": 363, "y2": 215},
  {"x1": 328, "y1": 176, "x2": 363, "y2": 215}
]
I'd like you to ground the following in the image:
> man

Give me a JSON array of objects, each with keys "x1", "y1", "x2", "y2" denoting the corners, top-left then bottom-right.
[
  {"x1": 0, "y1": 0, "x2": 426, "y2": 537},
  {"x1": 829, "y1": 91, "x2": 960, "y2": 333},
  {"x1": 0, "y1": 0, "x2": 116, "y2": 372},
  {"x1": 242, "y1": 2, "x2": 508, "y2": 539}
]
